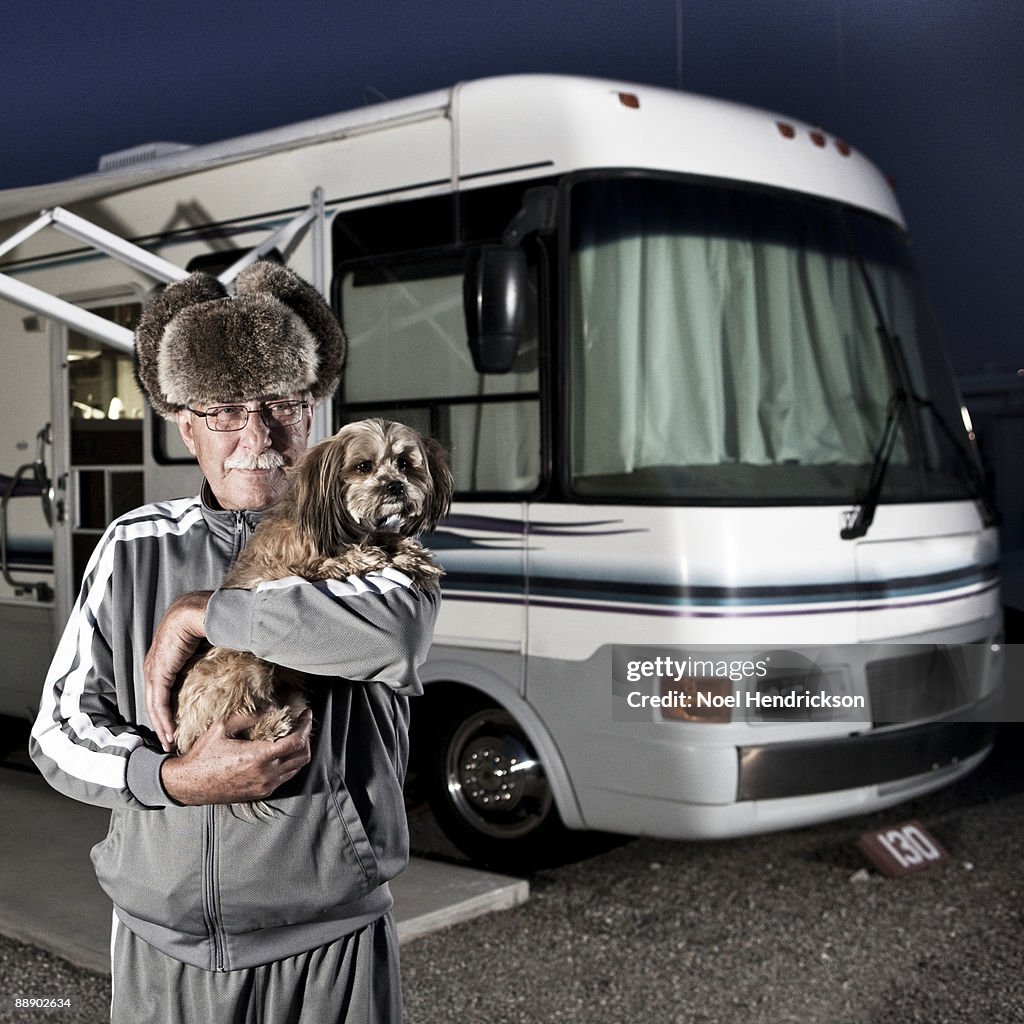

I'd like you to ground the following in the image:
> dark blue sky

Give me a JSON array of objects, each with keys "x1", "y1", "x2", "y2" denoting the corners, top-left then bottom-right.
[{"x1": 2, "y1": 0, "x2": 1021, "y2": 372}]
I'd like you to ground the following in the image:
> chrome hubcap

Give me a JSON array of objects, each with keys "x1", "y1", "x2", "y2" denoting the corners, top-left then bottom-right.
[{"x1": 445, "y1": 709, "x2": 553, "y2": 839}]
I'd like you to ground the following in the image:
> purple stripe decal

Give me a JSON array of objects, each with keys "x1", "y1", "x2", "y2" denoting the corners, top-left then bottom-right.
[{"x1": 443, "y1": 580, "x2": 999, "y2": 619}]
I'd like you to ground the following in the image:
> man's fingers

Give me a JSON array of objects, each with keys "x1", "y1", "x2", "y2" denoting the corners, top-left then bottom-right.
[
  {"x1": 274, "y1": 739, "x2": 312, "y2": 773},
  {"x1": 291, "y1": 707, "x2": 313, "y2": 741},
  {"x1": 155, "y1": 698, "x2": 176, "y2": 753},
  {"x1": 143, "y1": 666, "x2": 177, "y2": 752},
  {"x1": 143, "y1": 591, "x2": 211, "y2": 751},
  {"x1": 256, "y1": 709, "x2": 313, "y2": 767}
]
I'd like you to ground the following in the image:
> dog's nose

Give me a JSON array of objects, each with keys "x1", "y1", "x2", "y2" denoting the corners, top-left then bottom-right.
[{"x1": 385, "y1": 480, "x2": 405, "y2": 499}]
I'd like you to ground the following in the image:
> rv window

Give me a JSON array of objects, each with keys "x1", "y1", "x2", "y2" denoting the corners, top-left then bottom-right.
[
  {"x1": 68, "y1": 311, "x2": 146, "y2": 427},
  {"x1": 568, "y1": 176, "x2": 975, "y2": 505},
  {"x1": 338, "y1": 254, "x2": 541, "y2": 495}
]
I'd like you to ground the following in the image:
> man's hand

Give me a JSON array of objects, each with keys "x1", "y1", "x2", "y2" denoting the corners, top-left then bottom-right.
[
  {"x1": 160, "y1": 707, "x2": 313, "y2": 806},
  {"x1": 144, "y1": 591, "x2": 212, "y2": 752}
]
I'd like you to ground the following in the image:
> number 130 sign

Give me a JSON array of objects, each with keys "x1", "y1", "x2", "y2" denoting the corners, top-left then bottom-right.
[{"x1": 857, "y1": 820, "x2": 950, "y2": 877}]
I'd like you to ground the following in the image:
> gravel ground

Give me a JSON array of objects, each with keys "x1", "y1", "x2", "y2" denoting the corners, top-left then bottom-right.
[{"x1": 1, "y1": 725, "x2": 1021, "y2": 1024}]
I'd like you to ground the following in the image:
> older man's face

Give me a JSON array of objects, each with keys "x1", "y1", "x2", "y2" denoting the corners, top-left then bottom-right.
[{"x1": 176, "y1": 395, "x2": 313, "y2": 511}]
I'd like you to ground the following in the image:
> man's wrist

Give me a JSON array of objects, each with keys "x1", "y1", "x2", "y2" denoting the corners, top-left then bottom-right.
[
  {"x1": 182, "y1": 590, "x2": 212, "y2": 639},
  {"x1": 158, "y1": 755, "x2": 191, "y2": 806}
]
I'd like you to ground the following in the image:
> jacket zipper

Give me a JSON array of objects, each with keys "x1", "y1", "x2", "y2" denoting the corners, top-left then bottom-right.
[
  {"x1": 205, "y1": 511, "x2": 255, "y2": 971},
  {"x1": 231, "y1": 511, "x2": 245, "y2": 564},
  {"x1": 231, "y1": 510, "x2": 258, "y2": 564},
  {"x1": 203, "y1": 800, "x2": 227, "y2": 970}
]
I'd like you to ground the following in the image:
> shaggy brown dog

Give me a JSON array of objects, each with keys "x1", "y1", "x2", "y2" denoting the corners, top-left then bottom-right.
[{"x1": 173, "y1": 418, "x2": 453, "y2": 814}]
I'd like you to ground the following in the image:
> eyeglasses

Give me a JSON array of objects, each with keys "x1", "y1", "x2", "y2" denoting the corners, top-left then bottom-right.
[{"x1": 187, "y1": 400, "x2": 310, "y2": 432}]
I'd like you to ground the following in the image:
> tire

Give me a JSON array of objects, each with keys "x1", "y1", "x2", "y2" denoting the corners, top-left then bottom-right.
[{"x1": 424, "y1": 695, "x2": 572, "y2": 871}]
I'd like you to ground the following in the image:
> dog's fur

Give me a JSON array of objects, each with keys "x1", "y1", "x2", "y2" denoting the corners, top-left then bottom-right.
[{"x1": 172, "y1": 418, "x2": 453, "y2": 813}]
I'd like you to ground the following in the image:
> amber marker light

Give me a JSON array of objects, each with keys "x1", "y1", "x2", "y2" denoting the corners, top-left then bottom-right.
[{"x1": 659, "y1": 676, "x2": 733, "y2": 724}]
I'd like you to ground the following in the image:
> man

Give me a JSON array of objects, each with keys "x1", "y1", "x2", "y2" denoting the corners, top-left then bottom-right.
[{"x1": 30, "y1": 261, "x2": 435, "y2": 1023}]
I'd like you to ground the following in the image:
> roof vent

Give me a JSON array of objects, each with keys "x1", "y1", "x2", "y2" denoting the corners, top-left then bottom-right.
[{"x1": 97, "y1": 141, "x2": 193, "y2": 172}]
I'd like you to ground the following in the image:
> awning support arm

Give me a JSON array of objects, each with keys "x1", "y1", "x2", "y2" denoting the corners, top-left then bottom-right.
[
  {"x1": 0, "y1": 274, "x2": 136, "y2": 353},
  {"x1": 0, "y1": 195, "x2": 328, "y2": 354}
]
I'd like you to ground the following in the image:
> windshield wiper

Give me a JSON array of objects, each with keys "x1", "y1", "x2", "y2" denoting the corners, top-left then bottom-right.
[
  {"x1": 913, "y1": 395, "x2": 999, "y2": 528},
  {"x1": 841, "y1": 387, "x2": 1000, "y2": 541},
  {"x1": 836, "y1": 214, "x2": 996, "y2": 539},
  {"x1": 841, "y1": 388, "x2": 907, "y2": 540},
  {"x1": 837, "y1": 215, "x2": 926, "y2": 541}
]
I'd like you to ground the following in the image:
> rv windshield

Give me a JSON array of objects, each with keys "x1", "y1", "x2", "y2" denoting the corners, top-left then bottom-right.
[{"x1": 568, "y1": 176, "x2": 976, "y2": 504}]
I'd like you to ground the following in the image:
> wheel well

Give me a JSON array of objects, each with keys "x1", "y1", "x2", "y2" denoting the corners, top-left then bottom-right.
[
  {"x1": 417, "y1": 679, "x2": 487, "y2": 713},
  {"x1": 408, "y1": 682, "x2": 493, "y2": 775},
  {"x1": 408, "y1": 679, "x2": 585, "y2": 830}
]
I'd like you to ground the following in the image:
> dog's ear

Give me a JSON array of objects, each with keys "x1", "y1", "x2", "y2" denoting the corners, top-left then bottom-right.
[
  {"x1": 293, "y1": 436, "x2": 362, "y2": 552},
  {"x1": 404, "y1": 435, "x2": 454, "y2": 536}
]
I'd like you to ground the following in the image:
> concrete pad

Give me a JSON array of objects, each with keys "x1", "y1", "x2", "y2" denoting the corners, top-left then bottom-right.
[
  {"x1": 0, "y1": 767, "x2": 112, "y2": 974},
  {"x1": 0, "y1": 767, "x2": 527, "y2": 975},
  {"x1": 395, "y1": 858, "x2": 529, "y2": 944}
]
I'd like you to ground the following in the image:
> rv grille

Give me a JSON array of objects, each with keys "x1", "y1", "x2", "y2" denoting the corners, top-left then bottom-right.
[{"x1": 865, "y1": 647, "x2": 965, "y2": 726}]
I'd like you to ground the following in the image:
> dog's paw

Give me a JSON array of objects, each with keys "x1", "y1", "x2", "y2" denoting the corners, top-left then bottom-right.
[
  {"x1": 233, "y1": 799, "x2": 279, "y2": 821},
  {"x1": 246, "y1": 706, "x2": 296, "y2": 743}
]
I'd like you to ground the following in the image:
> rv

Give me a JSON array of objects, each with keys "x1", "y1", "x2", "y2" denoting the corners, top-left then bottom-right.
[{"x1": 0, "y1": 75, "x2": 1003, "y2": 865}]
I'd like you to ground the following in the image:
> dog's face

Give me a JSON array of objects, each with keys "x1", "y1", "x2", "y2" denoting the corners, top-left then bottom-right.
[{"x1": 292, "y1": 418, "x2": 453, "y2": 552}]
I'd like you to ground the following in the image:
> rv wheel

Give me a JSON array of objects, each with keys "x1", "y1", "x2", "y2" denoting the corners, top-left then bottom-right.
[{"x1": 425, "y1": 696, "x2": 569, "y2": 870}]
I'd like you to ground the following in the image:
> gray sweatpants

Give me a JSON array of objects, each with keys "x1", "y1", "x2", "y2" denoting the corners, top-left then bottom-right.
[{"x1": 110, "y1": 913, "x2": 402, "y2": 1024}]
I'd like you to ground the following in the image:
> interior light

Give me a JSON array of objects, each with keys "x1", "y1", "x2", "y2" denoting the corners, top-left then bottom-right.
[
  {"x1": 618, "y1": 92, "x2": 640, "y2": 109},
  {"x1": 810, "y1": 131, "x2": 826, "y2": 148},
  {"x1": 777, "y1": 121, "x2": 796, "y2": 139}
]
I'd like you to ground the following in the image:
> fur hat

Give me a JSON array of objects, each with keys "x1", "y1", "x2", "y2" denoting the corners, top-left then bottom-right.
[{"x1": 134, "y1": 261, "x2": 345, "y2": 418}]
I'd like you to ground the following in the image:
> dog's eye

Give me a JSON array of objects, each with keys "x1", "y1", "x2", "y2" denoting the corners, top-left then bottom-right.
[
  {"x1": 395, "y1": 456, "x2": 410, "y2": 472},
  {"x1": 354, "y1": 460, "x2": 373, "y2": 475}
]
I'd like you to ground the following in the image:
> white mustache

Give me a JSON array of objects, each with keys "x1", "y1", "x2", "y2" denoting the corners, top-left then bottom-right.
[{"x1": 225, "y1": 450, "x2": 286, "y2": 471}]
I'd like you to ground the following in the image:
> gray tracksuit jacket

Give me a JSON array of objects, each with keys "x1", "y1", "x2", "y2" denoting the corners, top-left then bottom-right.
[{"x1": 29, "y1": 482, "x2": 439, "y2": 972}]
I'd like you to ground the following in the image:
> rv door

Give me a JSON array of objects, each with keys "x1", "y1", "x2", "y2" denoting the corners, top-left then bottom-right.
[{"x1": 50, "y1": 299, "x2": 147, "y2": 622}]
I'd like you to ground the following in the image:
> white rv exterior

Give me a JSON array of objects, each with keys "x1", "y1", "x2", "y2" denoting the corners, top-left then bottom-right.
[{"x1": 0, "y1": 75, "x2": 1003, "y2": 864}]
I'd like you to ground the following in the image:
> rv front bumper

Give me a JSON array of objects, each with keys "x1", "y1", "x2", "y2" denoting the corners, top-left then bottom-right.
[{"x1": 737, "y1": 698, "x2": 999, "y2": 801}]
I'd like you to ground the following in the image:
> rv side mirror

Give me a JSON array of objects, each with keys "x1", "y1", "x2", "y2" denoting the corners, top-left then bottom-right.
[{"x1": 463, "y1": 245, "x2": 527, "y2": 374}]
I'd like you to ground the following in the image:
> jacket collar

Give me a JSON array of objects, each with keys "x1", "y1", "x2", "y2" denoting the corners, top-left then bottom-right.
[{"x1": 198, "y1": 479, "x2": 269, "y2": 543}]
